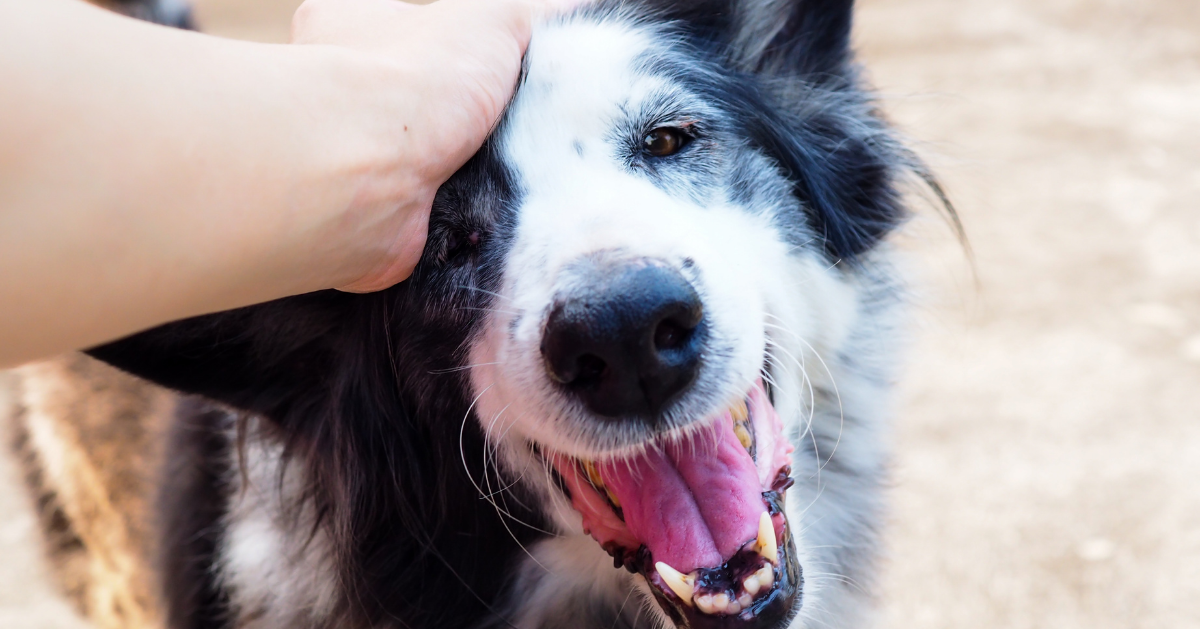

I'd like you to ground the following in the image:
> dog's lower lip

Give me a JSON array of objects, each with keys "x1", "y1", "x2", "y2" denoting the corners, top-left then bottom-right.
[
  {"x1": 653, "y1": 512, "x2": 779, "y2": 614},
  {"x1": 657, "y1": 561, "x2": 776, "y2": 616}
]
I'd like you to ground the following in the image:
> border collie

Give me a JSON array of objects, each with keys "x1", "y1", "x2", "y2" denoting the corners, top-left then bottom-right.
[{"x1": 29, "y1": 1, "x2": 950, "y2": 627}]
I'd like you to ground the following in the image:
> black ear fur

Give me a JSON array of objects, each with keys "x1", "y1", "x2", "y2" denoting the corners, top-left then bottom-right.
[
  {"x1": 736, "y1": 0, "x2": 855, "y2": 79},
  {"x1": 85, "y1": 290, "x2": 357, "y2": 416},
  {"x1": 743, "y1": 0, "x2": 907, "y2": 261},
  {"x1": 640, "y1": 0, "x2": 855, "y2": 79},
  {"x1": 728, "y1": 0, "x2": 904, "y2": 260},
  {"x1": 734, "y1": 0, "x2": 913, "y2": 262}
]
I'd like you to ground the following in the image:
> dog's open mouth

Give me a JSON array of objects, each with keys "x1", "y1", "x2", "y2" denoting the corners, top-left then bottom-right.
[{"x1": 550, "y1": 380, "x2": 801, "y2": 628}]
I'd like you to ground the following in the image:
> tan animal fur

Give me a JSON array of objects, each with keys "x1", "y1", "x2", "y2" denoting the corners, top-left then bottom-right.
[{"x1": 11, "y1": 354, "x2": 175, "y2": 629}]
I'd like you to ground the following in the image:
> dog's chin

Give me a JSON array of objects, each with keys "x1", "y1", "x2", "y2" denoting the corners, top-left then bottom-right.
[{"x1": 546, "y1": 380, "x2": 803, "y2": 629}]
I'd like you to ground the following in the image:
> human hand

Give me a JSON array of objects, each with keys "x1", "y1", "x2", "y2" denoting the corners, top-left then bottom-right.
[
  {"x1": 0, "y1": 0, "x2": 584, "y2": 366},
  {"x1": 290, "y1": 0, "x2": 583, "y2": 293}
]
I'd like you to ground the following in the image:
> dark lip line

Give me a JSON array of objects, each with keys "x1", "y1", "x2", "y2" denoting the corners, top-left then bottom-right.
[{"x1": 647, "y1": 490, "x2": 803, "y2": 626}]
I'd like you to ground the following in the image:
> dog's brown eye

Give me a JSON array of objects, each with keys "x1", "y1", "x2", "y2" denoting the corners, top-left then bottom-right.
[{"x1": 643, "y1": 128, "x2": 689, "y2": 157}]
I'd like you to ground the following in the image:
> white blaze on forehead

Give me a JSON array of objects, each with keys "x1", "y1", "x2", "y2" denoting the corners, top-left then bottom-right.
[
  {"x1": 504, "y1": 17, "x2": 664, "y2": 186},
  {"x1": 498, "y1": 17, "x2": 720, "y2": 281}
]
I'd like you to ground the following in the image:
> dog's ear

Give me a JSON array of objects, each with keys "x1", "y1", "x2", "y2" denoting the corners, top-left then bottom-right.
[
  {"x1": 645, "y1": 0, "x2": 855, "y2": 80},
  {"x1": 655, "y1": 0, "x2": 904, "y2": 261},
  {"x1": 729, "y1": 0, "x2": 854, "y2": 79},
  {"x1": 86, "y1": 291, "x2": 358, "y2": 417}
]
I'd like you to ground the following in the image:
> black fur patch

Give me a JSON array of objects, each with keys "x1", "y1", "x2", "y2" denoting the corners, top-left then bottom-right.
[
  {"x1": 158, "y1": 399, "x2": 234, "y2": 629},
  {"x1": 92, "y1": 141, "x2": 547, "y2": 628}
]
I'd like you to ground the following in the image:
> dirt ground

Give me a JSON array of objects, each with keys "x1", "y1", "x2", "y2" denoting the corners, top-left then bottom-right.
[{"x1": 2, "y1": 0, "x2": 1199, "y2": 627}]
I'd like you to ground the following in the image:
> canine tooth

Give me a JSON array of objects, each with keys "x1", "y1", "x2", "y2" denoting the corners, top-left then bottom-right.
[
  {"x1": 743, "y1": 575, "x2": 761, "y2": 595},
  {"x1": 655, "y1": 562, "x2": 695, "y2": 605},
  {"x1": 727, "y1": 600, "x2": 742, "y2": 615},
  {"x1": 583, "y1": 461, "x2": 620, "y2": 506},
  {"x1": 737, "y1": 592, "x2": 753, "y2": 608},
  {"x1": 734, "y1": 422, "x2": 754, "y2": 451},
  {"x1": 756, "y1": 565, "x2": 775, "y2": 589},
  {"x1": 695, "y1": 594, "x2": 715, "y2": 615},
  {"x1": 730, "y1": 399, "x2": 749, "y2": 423},
  {"x1": 757, "y1": 512, "x2": 778, "y2": 564},
  {"x1": 583, "y1": 460, "x2": 604, "y2": 488},
  {"x1": 711, "y1": 592, "x2": 729, "y2": 613}
]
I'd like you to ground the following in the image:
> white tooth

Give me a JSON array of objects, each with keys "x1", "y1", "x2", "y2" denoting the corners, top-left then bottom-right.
[
  {"x1": 757, "y1": 565, "x2": 775, "y2": 589},
  {"x1": 738, "y1": 592, "x2": 753, "y2": 608},
  {"x1": 695, "y1": 594, "x2": 715, "y2": 615},
  {"x1": 758, "y1": 512, "x2": 778, "y2": 564},
  {"x1": 727, "y1": 600, "x2": 742, "y2": 615},
  {"x1": 655, "y1": 562, "x2": 695, "y2": 605},
  {"x1": 712, "y1": 592, "x2": 729, "y2": 612},
  {"x1": 743, "y1": 575, "x2": 761, "y2": 595}
]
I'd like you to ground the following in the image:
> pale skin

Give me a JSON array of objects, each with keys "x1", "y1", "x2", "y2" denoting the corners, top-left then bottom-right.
[{"x1": 0, "y1": 0, "x2": 578, "y2": 369}]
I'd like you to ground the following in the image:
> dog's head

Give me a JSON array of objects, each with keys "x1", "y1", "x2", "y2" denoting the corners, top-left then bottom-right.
[{"x1": 92, "y1": 1, "x2": 916, "y2": 627}]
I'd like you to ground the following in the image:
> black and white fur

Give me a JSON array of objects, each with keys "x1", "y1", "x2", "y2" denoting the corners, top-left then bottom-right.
[{"x1": 89, "y1": 1, "x2": 944, "y2": 627}]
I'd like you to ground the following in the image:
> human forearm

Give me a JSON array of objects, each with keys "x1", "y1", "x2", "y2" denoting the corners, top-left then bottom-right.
[
  {"x1": 0, "y1": 0, "x2": 408, "y2": 366},
  {"x1": 0, "y1": 0, "x2": 564, "y2": 368}
]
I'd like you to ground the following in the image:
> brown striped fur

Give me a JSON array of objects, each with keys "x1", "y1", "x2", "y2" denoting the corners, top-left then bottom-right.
[{"x1": 11, "y1": 355, "x2": 175, "y2": 629}]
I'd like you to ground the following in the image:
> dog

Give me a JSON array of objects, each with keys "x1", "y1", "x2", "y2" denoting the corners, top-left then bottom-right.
[{"x1": 14, "y1": 1, "x2": 953, "y2": 627}]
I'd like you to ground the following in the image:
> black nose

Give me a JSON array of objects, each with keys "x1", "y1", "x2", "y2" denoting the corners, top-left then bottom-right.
[{"x1": 541, "y1": 260, "x2": 704, "y2": 420}]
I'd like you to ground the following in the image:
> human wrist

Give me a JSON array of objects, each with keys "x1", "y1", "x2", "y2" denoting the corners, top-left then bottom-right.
[
  {"x1": 257, "y1": 45, "x2": 436, "y2": 294},
  {"x1": 279, "y1": 0, "x2": 552, "y2": 292}
]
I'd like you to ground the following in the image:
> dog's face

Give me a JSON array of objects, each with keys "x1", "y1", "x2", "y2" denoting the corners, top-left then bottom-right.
[
  {"x1": 466, "y1": 15, "x2": 827, "y2": 629},
  {"x1": 92, "y1": 2, "x2": 912, "y2": 628},
  {"x1": 430, "y1": 4, "x2": 902, "y2": 627}
]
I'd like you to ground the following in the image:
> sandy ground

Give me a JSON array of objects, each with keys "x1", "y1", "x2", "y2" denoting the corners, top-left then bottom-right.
[
  {"x1": 858, "y1": 2, "x2": 1200, "y2": 627},
  {"x1": 2, "y1": 0, "x2": 1199, "y2": 627}
]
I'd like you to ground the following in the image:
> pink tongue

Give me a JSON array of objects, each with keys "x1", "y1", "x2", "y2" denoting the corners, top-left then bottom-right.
[{"x1": 600, "y1": 417, "x2": 766, "y2": 573}]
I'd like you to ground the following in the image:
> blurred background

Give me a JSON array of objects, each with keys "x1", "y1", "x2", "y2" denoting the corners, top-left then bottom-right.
[{"x1": 2, "y1": 0, "x2": 1198, "y2": 627}]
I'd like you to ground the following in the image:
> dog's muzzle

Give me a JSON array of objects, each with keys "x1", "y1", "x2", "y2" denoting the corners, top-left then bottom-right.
[{"x1": 539, "y1": 256, "x2": 802, "y2": 628}]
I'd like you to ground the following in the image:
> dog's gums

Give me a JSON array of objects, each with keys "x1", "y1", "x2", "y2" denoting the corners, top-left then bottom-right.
[{"x1": 551, "y1": 380, "x2": 801, "y2": 626}]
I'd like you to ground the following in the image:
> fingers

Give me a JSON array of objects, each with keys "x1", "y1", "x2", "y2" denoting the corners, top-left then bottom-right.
[
  {"x1": 293, "y1": 0, "x2": 590, "y2": 51},
  {"x1": 292, "y1": 0, "x2": 595, "y2": 293}
]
